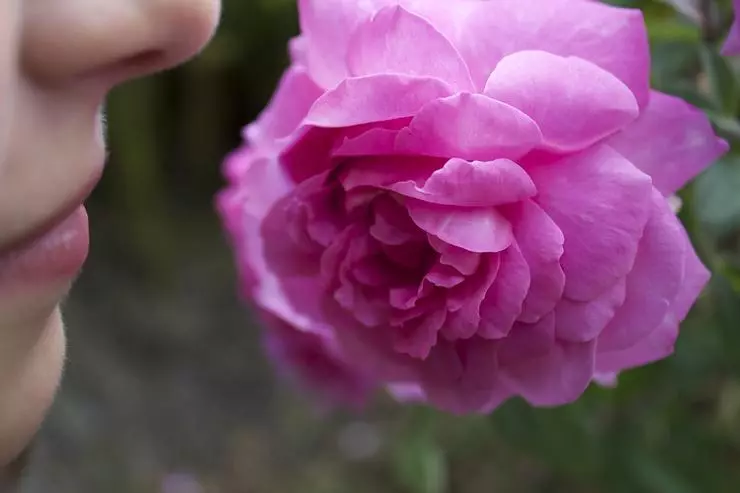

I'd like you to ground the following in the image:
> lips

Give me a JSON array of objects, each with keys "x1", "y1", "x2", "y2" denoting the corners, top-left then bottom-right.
[
  {"x1": 0, "y1": 171, "x2": 101, "y2": 289},
  {"x1": 0, "y1": 168, "x2": 101, "y2": 256}
]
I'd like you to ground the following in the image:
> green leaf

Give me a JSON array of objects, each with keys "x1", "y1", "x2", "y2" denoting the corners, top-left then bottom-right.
[
  {"x1": 394, "y1": 440, "x2": 447, "y2": 493},
  {"x1": 693, "y1": 156, "x2": 740, "y2": 240},
  {"x1": 699, "y1": 44, "x2": 740, "y2": 115},
  {"x1": 630, "y1": 454, "x2": 698, "y2": 493},
  {"x1": 658, "y1": 0, "x2": 701, "y2": 25},
  {"x1": 392, "y1": 413, "x2": 448, "y2": 493},
  {"x1": 706, "y1": 111, "x2": 740, "y2": 140}
]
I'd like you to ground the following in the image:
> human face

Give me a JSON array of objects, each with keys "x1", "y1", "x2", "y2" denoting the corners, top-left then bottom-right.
[{"x1": 0, "y1": 0, "x2": 220, "y2": 466}]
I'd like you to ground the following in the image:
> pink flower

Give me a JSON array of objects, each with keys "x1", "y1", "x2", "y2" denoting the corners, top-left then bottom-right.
[
  {"x1": 724, "y1": 0, "x2": 740, "y2": 55},
  {"x1": 218, "y1": 0, "x2": 727, "y2": 414}
]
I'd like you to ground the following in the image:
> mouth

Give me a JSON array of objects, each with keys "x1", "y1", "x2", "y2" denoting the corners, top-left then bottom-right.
[
  {"x1": 0, "y1": 168, "x2": 103, "y2": 288},
  {"x1": 0, "y1": 168, "x2": 102, "y2": 257}
]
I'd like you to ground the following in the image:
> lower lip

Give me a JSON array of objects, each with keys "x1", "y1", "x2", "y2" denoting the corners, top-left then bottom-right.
[{"x1": 0, "y1": 206, "x2": 90, "y2": 288}]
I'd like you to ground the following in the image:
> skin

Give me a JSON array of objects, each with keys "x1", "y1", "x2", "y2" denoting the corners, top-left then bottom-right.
[{"x1": 0, "y1": 0, "x2": 221, "y2": 470}]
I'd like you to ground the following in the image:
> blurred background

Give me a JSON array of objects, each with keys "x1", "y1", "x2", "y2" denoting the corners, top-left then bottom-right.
[{"x1": 20, "y1": 0, "x2": 740, "y2": 491}]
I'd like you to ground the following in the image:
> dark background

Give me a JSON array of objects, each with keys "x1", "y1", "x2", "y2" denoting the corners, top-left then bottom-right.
[{"x1": 21, "y1": 0, "x2": 740, "y2": 491}]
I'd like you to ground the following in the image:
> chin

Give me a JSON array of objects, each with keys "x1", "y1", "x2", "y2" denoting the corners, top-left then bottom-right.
[{"x1": 0, "y1": 307, "x2": 66, "y2": 467}]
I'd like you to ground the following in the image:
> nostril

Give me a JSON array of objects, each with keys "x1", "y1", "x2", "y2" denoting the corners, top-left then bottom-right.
[
  {"x1": 72, "y1": 49, "x2": 168, "y2": 90},
  {"x1": 119, "y1": 50, "x2": 163, "y2": 69},
  {"x1": 104, "y1": 50, "x2": 167, "y2": 81}
]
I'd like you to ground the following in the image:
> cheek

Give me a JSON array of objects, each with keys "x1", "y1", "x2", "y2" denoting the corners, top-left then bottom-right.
[{"x1": 0, "y1": 308, "x2": 65, "y2": 466}]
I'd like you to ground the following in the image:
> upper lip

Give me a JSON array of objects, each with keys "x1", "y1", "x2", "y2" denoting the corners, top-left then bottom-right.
[{"x1": 0, "y1": 170, "x2": 101, "y2": 256}]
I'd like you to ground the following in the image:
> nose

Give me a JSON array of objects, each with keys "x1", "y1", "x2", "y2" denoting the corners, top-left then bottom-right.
[{"x1": 21, "y1": 0, "x2": 221, "y2": 89}]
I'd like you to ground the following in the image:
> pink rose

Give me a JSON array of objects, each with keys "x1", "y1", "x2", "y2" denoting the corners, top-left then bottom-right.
[
  {"x1": 724, "y1": 0, "x2": 740, "y2": 55},
  {"x1": 218, "y1": 0, "x2": 727, "y2": 413}
]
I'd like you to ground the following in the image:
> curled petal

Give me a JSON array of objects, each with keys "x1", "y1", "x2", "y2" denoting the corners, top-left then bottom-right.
[
  {"x1": 245, "y1": 65, "x2": 324, "y2": 148},
  {"x1": 297, "y1": 0, "x2": 385, "y2": 87},
  {"x1": 304, "y1": 74, "x2": 455, "y2": 128},
  {"x1": 428, "y1": 236, "x2": 481, "y2": 275},
  {"x1": 334, "y1": 127, "x2": 400, "y2": 157},
  {"x1": 396, "y1": 93, "x2": 542, "y2": 161},
  {"x1": 342, "y1": 155, "x2": 537, "y2": 208},
  {"x1": 407, "y1": 199, "x2": 514, "y2": 253},
  {"x1": 419, "y1": 158, "x2": 536, "y2": 206},
  {"x1": 607, "y1": 91, "x2": 728, "y2": 196},
  {"x1": 484, "y1": 51, "x2": 639, "y2": 152},
  {"x1": 347, "y1": 5, "x2": 475, "y2": 91},
  {"x1": 393, "y1": 158, "x2": 537, "y2": 207}
]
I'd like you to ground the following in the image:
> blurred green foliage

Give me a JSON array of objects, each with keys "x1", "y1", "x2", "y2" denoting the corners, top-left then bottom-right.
[{"x1": 99, "y1": 0, "x2": 740, "y2": 491}]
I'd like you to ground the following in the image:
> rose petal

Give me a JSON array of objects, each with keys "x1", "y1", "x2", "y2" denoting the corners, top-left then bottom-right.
[
  {"x1": 555, "y1": 279, "x2": 626, "y2": 342},
  {"x1": 393, "y1": 308, "x2": 446, "y2": 359},
  {"x1": 479, "y1": 243, "x2": 530, "y2": 338},
  {"x1": 484, "y1": 51, "x2": 639, "y2": 152},
  {"x1": 423, "y1": 0, "x2": 650, "y2": 105},
  {"x1": 280, "y1": 126, "x2": 343, "y2": 183},
  {"x1": 595, "y1": 316, "x2": 678, "y2": 373},
  {"x1": 499, "y1": 314, "x2": 596, "y2": 406},
  {"x1": 497, "y1": 313, "x2": 555, "y2": 366},
  {"x1": 597, "y1": 190, "x2": 687, "y2": 351},
  {"x1": 334, "y1": 128, "x2": 400, "y2": 157},
  {"x1": 262, "y1": 312, "x2": 374, "y2": 408},
  {"x1": 427, "y1": 264, "x2": 466, "y2": 288},
  {"x1": 528, "y1": 144, "x2": 653, "y2": 301},
  {"x1": 406, "y1": 199, "x2": 514, "y2": 253},
  {"x1": 342, "y1": 155, "x2": 537, "y2": 208},
  {"x1": 245, "y1": 65, "x2": 324, "y2": 149},
  {"x1": 219, "y1": 152, "x2": 293, "y2": 220},
  {"x1": 387, "y1": 382, "x2": 427, "y2": 403},
  {"x1": 347, "y1": 5, "x2": 475, "y2": 91},
  {"x1": 607, "y1": 91, "x2": 728, "y2": 196},
  {"x1": 325, "y1": 297, "x2": 420, "y2": 382},
  {"x1": 405, "y1": 158, "x2": 537, "y2": 207},
  {"x1": 370, "y1": 195, "x2": 423, "y2": 246},
  {"x1": 304, "y1": 74, "x2": 455, "y2": 128},
  {"x1": 297, "y1": 0, "x2": 386, "y2": 88},
  {"x1": 723, "y1": 1, "x2": 740, "y2": 56},
  {"x1": 395, "y1": 93, "x2": 542, "y2": 161},
  {"x1": 670, "y1": 243, "x2": 710, "y2": 322},
  {"x1": 428, "y1": 236, "x2": 481, "y2": 275},
  {"x1": 508, "y1": 200, "x2": 565, "y2": 322},
  {"x1": 261, "y1": 173, "x2": 339, "y2": 278},
  {"x1": 289, "y1": 35, "x2": 308, "y2": 66},
  {"x1": 331, "y1": 117, "x2": 413, "y2": 158},
  {"x1": 421, "y1": 339, "x2": 509, "y2": 414},
  {"x1": 442, "y1": 256, "x2": 500, "y2": 340},
  {"x1": 340, "y1": 154, "x2": 443, "y2": 192}
]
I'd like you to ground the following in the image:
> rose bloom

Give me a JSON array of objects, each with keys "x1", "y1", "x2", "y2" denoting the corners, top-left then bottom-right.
[
  {"x1": 724, "y1": 0, "x2": 740, "y2": 55},
  {"x1": 218, "y1": 0, "x2": 727, "y2": 413}
]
